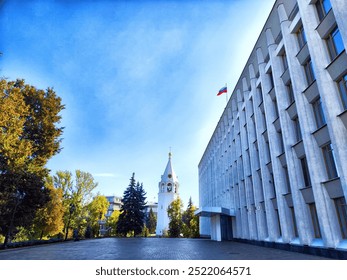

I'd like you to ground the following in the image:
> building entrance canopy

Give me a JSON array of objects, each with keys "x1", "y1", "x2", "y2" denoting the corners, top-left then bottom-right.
[{"x1": 195, "y1": 207, "x2": 235, "y2": 217}]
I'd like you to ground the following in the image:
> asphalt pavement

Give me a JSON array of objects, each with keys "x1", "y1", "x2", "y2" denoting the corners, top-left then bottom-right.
[{"x1": 0, "y1": 238, "x2": 331, "y2": 260}]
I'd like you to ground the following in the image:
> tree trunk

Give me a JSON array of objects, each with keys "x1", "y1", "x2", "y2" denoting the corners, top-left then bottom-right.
[
  {"x1": 40, "y1": 230, "x2": 44, "y2": 240},
  {"x1": 65, "y1": 227, "x2": 69, "y2": 241},
  {"x1": 2, "y1": 230, "x2": 10, "y2": 249}
]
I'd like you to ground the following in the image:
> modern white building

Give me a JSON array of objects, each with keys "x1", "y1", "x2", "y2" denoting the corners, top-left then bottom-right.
[
  {"x1": 156, "y1": 153, "x2": 179, "y2": 236},
  {"x1": 144, "y1": 201, "x2": 158, "y2": 218},
  {"x1": 99, "y1": 196, "x2": 122, "y2": 236},
  {"x1": 197, "y1": 0, "x2": 347, "y2": 256}
]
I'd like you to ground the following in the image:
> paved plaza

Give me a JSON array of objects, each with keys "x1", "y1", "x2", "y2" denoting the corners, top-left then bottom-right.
[{"x1": 0, "y1": 238, "x2": 331, "y2": 260}]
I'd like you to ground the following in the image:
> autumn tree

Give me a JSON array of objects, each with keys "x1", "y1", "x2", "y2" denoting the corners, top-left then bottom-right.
[
  {"x1": 54, "y1": 170, "x2": 98, "y2": 240},
  {"x1": 106, "y1": 210, "x2": 120, "y2": 236},
  {"x1": 117, "y1": 173, "x2": 147, "y2": 236},
  {"x1": 167, "y1": 197, "x2": 183, "y2": 238},
  {"x1": 0, "y1": 79, "x2": 64, "y2": 248},
  {"x1": 32, "y1": 176, "x2": 64, "y2": 239},
  {"x1": 87, "y1": 195, "x2": 109, "y2": 237}
]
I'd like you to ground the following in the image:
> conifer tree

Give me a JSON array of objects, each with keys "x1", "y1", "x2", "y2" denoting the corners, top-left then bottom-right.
[
  {"x1": 135, "y1": 182, "x2": 146, "y2": 228},
  {"x1": 117, "y1": 173, "x2": 147, "y2": 236},
  {"x1": 182, "y1": 197, "x2": 199, "y2": 238},
  {"x1": 146, "y1": 208, "x2": 157, "y2": 234}
]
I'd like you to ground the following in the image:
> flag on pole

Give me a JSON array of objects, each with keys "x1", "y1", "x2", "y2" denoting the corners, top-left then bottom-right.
[{"x1": 217, "y1": 86, "x2": 227, "y2": 96}]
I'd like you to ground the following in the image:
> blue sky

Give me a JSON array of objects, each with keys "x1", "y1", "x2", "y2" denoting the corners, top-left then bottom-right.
[{"x1": 0, "y1": 0, "x2": 274, "y2": 207}]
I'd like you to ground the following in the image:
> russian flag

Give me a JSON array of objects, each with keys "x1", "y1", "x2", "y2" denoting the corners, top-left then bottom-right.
[{"x1": 217, "y1": 86, "x2": 227, "y2": 96}]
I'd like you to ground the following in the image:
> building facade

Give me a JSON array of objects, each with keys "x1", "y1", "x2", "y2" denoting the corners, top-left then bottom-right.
[
  {"x1": 99, "y1": 196, "x2": 122, "y2": 236},
  {"x1": 144, "y1": 202, "x2": 158, "y2": 219},
  {"x1": 198, "y1": 0, "x2": 347, "y2": 254},
  {"x1": 156, "y1": 153, "x2": 179, "y2": 236}
]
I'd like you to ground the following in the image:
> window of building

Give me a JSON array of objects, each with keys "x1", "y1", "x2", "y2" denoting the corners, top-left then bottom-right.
[
  {"x1": 297, "y1": 26, "x2": 307, "y2": 49},
  {"x1": 265, "y1": 136, "x2": 271, "y2": 163},
  {"x1": 289, "y1": 4, "x2": 299, "y2": 21},
  {"x1": 300, "y1": 157, "x2": 311, "y2": 187},
  {"x1": 337, "y1": 74, "x2": 347, "y2": 110},
  {"x1": 326, "y1": 26, "x2": 345, "y2": 60},
  {"x1": 309, "y1": 203, "x2": 322, "y2": 238},
  {"x1": 258, "y1": 86, "x2": 263, "y2": 104},
  {"x1": 293, "y1": 116, "x2": 302, "y2": 142},
  {"x1": 334, "y1": 197, "x2": 347, "y2": 239},
  {"x1": 254, "y1": 141, "x2": 260, "y2": 168},
  {"x1": 290, "y1": 206, "x2": 299, "y2": 237},
  {"x1": 287, "y1": 81, "x2": 295, "y2": 104},
  {"x1": 261, "y1": 109, "x2": 267, "y2": 131},
  {"x1": 315, "y1": 0, "x2": 332, "y2": 21},
  {"x1": 273, "y1": 99, "x2": 279, "y2": 119},
  {"x1": 275, "y1": 208, "x2": 282, "y2": 237},
  {"x1": 304, "y1": 58, "x2": 316, "y2": 85},
  {"x1": 282, "y1": 51, "x2": 288, "y2": 71},
  {"x1": 268, "y1": 70, "x2": 275, "y2": 90},
  {"x1": 322, "y1": 142, "x2": 338, "y2": 179},
  {"x1": 239, "y1": 156, "x2": 244, "y2": 180},
  {"x1": 265, "y1": 53, "x2": 270, "y2": 64},
  {"x1": 251, "y1": 114, "x2": 256, "y2": 137},
  {"x1": 284, "y1": 166, "x2": 292, "y2": 193},
  {"x1": 312, "y1": 97, "x2": 326, "y2": 128},
  {"x1": 249, "y1": 97, "x2": 254, "y2": 116},
  {"x1": 275, "y1": 32, "x2": 283, "y2": 45},
  {"x1": 278, "y1": 130, "x2": 284, "y2": 154},
  {"x1": 270, "y1": 172, "x2": 277, "y2": 198}
]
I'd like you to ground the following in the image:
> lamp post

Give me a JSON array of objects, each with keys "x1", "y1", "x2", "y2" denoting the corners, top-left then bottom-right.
[{"x1": 65, "y1": 203, "x2": 75, "y2": 241}]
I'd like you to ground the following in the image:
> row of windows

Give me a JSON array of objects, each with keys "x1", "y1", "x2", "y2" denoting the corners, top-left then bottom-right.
[
  {"x1": 300, "y1": 141, "x2": 338, "y2": 187},
  {"x1": 201, "y1": 0, "x2": 347, "y2": 242},
  {"x1": 308, "y1": 196, "x2": 347, "y2": 239}
]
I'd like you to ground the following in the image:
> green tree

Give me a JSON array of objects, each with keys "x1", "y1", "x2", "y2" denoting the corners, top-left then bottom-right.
[
  {"x1": 146, "y1": 208, "x2": 157, "y2": 234},
  {"x1": 106, "y1": 210, "x2": 120, "y2": 236},
  {"x1": 54, "y1": 170, "x2": 98, "y2": 240},
  {"x1": 0, "y1": 79, "x2": 64, "y2": 248},
  {"x1": 87, "y1": 195, "x2": 109, "y2": 237},
  {"x1": 167, "y1": 197, "x2": 183, "y2": 238},
  {"x1": 117, "y1": 173, "x2": 147, "y2": 236},
  {"x1": 182, "y1": 197, "x2": 199, "y2": 238}
]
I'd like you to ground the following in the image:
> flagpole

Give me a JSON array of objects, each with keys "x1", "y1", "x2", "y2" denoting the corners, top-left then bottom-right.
[{"x1": 225, "y1": 83, "x2": 228, "y2": 104}]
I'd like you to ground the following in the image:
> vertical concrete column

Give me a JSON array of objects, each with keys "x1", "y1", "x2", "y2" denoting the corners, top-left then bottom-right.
[
  {"x1": 277, "y1": 3, "x2": 317, "y2": 246},
  {"x1": 264, "y1": 27, "x2": 293, "y2": 243},
  {"x1": 255, "y1": 46, "x2": 280, "y2": 242},
  {"x1": 297, "y1": 0, "x2": 344, "y2": 248},
  {"x1": 248, "y1": 64, "x2": 268, "y2": 241},
  {"x1": 211, "y1": 215, "x2": 222, "y2": 241},
  {"x1": 241, "y1": 78, "x2": 258, "y2": 240},
  {"x1": 239, "y1": 180, "x2": 250, "y2": 239},
  {"x1": 278, "y1": 3, "x2": 333, "y2": 247}
]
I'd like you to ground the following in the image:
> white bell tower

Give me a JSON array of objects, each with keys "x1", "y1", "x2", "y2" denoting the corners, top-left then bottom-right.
[{"x1": 156, "y1": 152, "x2": 179, "y2": 236}]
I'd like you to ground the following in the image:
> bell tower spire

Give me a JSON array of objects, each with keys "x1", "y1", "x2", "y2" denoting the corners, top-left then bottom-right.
[{"x1": 156, "y1": 151, "x2": 180, "y2": 236}]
